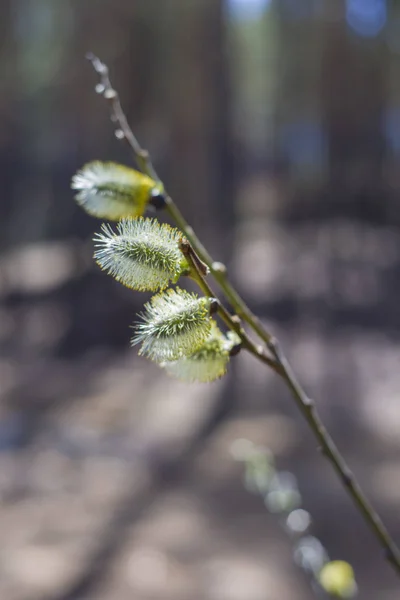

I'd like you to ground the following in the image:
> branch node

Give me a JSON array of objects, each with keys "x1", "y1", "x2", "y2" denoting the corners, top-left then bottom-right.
[
  {"x1": 303, "y1": 396, "x2": 313, "y2": 408},
  {"x1": 140, "y1": 149, "x2": 150, "y2": 160},
  {"x1": 341, "y1": 469, "x2": 354, "y2": 487},
  {"x1": 212, "y1": 261, "x2": 227, "y2": 274},
  {"x1": 149, "y1": 189, "x2": 167, "y2": 210},
  {"x1": 179, "y1": 240, "x2": 209, "y2": 277},
  {"x1": 229, "y1": 343, "x2": 242, "y2": 357},
  {"x1": 104, "y1": 88, "x2": 117, "y2": 100},
  {"x1": 179, "y1": 239, "x2": 190, "y2": 256},
  {"x1": 267, "y1": 336, "x2": 280, "y2": 355},
  {"x1": 209, "y1": 299, "x2": 219, "y2": 315}
]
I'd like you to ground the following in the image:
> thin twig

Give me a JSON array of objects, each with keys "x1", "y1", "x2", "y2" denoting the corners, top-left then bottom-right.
[
  {"x1": 180, "y1": 239, "x2": 280, "y2": 373},
  {"x1": 85, "y1": 53, "x2": 159, "y2": 182},
  {"x1": 86, "y1": 53, "x2": 400, "y2": 577},
  {"x1": 267, "y1": 337, "x2": 400, "y2": 573}
]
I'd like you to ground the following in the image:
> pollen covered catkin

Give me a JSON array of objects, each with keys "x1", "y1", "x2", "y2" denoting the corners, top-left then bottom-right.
[
  {"x1": 93, "y1": 217, "x2": 189, "y2": 291},
  {"x1": 72, "y1": 161, "x2": 161, "y2": 220},
  {"x1": 161, "y1": 322, "x2": 240, "y2": 382},
  {"x1": 132, "y1": 288, "x2": 214, "y2": 362}
]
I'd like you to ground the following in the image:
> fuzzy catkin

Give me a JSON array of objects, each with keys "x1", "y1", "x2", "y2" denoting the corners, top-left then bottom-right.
[
  {"x1": 72, "y1": 161, "x2": 159, "y2": 220},
  {"x1": 132, "y1": 288, "x2": 214, "y2": 362},
  {"x1": 161, "y1": 322, "x2": 240, "y2": 382},
  {"x1": 93, "y1": 218, "x2": 188, "y2": 291}
]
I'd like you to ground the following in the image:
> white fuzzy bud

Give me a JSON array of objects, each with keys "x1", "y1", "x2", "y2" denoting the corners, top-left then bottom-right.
[
  {"x1": 161, "y1": 322, "x2": 240, "y2": 383},
  {"x1": 93, "y1": 218, "x2": 189, "y2": 291},
  {"x1": 72, "y1": 161, "x2": 161, "y2": 220},
  {"x1": 132, "y1": 288, "x2": 214, "y2": 362}
]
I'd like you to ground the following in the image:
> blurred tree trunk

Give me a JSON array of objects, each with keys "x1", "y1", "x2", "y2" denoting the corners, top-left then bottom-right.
[
  {"x1": 271, "y1": 2, "x2": 326, "y2": 223},
  {"x1": 0, "y1": 0, "x2": 21, "y2": 247},
  {"x1": 161, "y1": 0, "x2": 234, "y2": 261},
  {"x1": 275, "y1": 3, "x2": 324, "y2": 178},
  {"x1": 320, "y1": 1, "x2": 388, "y2": 222}
]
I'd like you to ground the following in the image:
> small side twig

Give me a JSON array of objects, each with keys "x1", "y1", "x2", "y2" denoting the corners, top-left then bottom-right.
[
  {"x1": 86, "y1": 53, "x2": 159, "y2": 182},
  {"x1": 180, "y1": 239, "x2": 280, "y2": 373},
  {"x1": 86, "y1": 53, "x2": 400, "y2": 578}
]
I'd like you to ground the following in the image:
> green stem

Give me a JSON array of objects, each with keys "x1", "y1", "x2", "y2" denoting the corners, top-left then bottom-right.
[
  {"x1": 267, "y1": 339, "x2": 400, "y2": 573},
  {"x1": 87, "y1": 53, "x2": 400, "y2": 578},
  {"x1": 180, "y1": 240, "x2": 279, "y2": 373},
  {"x1": 166, "y1": 197, "x2": 272, "y2": 343}
]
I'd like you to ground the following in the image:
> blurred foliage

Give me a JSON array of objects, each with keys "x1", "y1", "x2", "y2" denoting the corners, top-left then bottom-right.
[
  {"x1": 232, "y1": 439, "x2": 358, "y2": 598},
  {"x1": 319, "y1": 561, "x2": 357, "y2": 598}
]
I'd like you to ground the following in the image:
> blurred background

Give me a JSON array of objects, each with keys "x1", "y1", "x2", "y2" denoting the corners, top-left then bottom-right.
[{"x1": 1, "y1": 0, "x2": 400, "y2": 598}]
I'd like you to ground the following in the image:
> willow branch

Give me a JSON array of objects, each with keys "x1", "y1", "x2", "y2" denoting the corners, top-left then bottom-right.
[
  {"x1": 86, "y1": 53, "x2": 400, "y2": 577},
  {"x1": 180, "y1": 239, "x2": 279, "y2": 373}
]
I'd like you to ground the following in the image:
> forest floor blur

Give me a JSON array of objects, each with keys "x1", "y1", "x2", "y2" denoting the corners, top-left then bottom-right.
[{"x1": 0, "y1": 218, "x2": 399, "y2": 600}]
